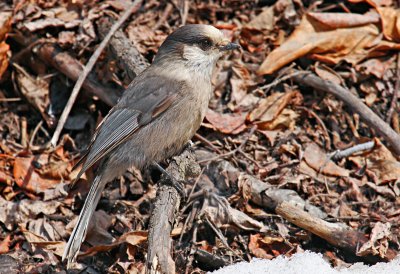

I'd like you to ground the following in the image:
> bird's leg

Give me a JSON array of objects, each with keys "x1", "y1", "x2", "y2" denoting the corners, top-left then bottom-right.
[
  {"x1": 152, "y1": 162, "x2": 186, "y2": 197},
  {"x1": 183, "y1": 140, "x2": 194, "y2": 151}
]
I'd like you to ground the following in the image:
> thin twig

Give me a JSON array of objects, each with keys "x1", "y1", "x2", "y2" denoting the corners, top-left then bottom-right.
[
  {"x1": 259, "y1": 70, "x2": 309, "y2": 92},
  {"x1": 50, "y1": 0, "x2": 143, "y2": 147},
  {"x1": 329, "y1": 141, "x2": 375, "y2": 161},
  {"x1": 386, "y1": 52, "x2": 400, "y2": 123},
  {"x1": 0, "y1": 98, "x2": 21, "y2": 102},
  {"x1": 194, "y1": 133, "x2": 223, "y2": 154},
  {"x1": 20, "y1": 117, "x2": 28, "y2": 148},
  {"x1": 29, "y1": 120, "x2": 43, "y2": 148}
]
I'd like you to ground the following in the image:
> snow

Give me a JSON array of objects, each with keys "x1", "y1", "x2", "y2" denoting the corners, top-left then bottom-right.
[{"x1": 209, "y1": 252, "x2": 400, "y2": 274}]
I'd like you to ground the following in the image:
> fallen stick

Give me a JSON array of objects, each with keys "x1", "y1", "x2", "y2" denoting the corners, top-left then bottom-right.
[
  {"x1": 50, "y1": 0, "x2": 143, "y2": 147},
  {"x1": 33, "y1": 43, "x2": 121, "y2": 107},
  {"x1": 329, "y1": 141, "x2": 375, "y2": 161},
  {"x1": 146, "y1": 150, "x2": 201, "y2": 274},
  {"x1": 291, "y1": 71, "x2": 400, "y2": 156},
  {"x1": 97, "y1": 17, "x2": 149, "y2": 81},
  {"x1": 194, "y1": 249, "x2": 229, "y2": 270},
  {"x1": 276, "y1": 201, "x2": 397, "y2": 263}
]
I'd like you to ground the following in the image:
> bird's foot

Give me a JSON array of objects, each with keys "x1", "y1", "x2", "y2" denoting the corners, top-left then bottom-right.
[
  {"x1": 152, "y1": 162, "x2": 186, "y2": 198},
  {"x1": 183, "y1": 140, "x2": 195, "y2": 153}
]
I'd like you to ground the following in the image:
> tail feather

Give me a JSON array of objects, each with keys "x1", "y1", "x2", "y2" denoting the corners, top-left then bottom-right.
[{"x1": 62, "y1": 174, "x2": 106, "y2": 268}]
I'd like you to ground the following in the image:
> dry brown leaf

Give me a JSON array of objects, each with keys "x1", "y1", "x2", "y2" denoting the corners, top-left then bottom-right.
[
  {"x1": 308, "y1": 11, "x2": 380, "y2": 28},
  {"x1": 357, "y1": 222, "x2": 391, "y2": 258},
  {"x1": 58, "y1": 31, "x2": 76, "y2": 46},
  {"x1": 377, "y1": 7, "x2": 400, "y2": 41},
  {"x1": 244, "y1": 7, "x2": 275, "y2": 31},
  {"x1": 79, "y1": 231, "x2": 148, "y2": 258},
  {"x1": 248, "y1": 91, "x2": 301, "y2": 130},
  {"x1": 248, "y1": 233, "x2": 291, "y2": 259},
  {"x1": 303, "y1": 142, "x2": 350, "y2": 177},
  {"x1": 0, "y1": 12, "x2": 12, "y2": 41},
  {"x1": 13, "y1": 156, "x2": 62, "y2": 194},
  {"x1": 257, "y1": 130, "x2": 280, "y2": 146},
  {"x1": 205, "y1": 109, "x2": 247, "y2": 134},
  {"x1": 0, "y1": 235, "x2": 11, "y2": 254},
  {"x1": 349, "y1": 138, "x2": 400, "y2": 183},
  {"x1": 23, "y1": 229, "x2": 65, "y2": 257},
  {"x1": 261, "y1": 108, "x2": 298, "y2": 130},
  {"x1": 0, "y1": 42, "x2": 9, "y2": 79},
  {"x1": 203, "y1": 196, "x2": 266, "y2": 232},
  {"x1": 85, "y1": 210, "x2": 115, "y2": 247},
  {"x1": 314, "y1": 64, "x2": 343, "y2": 85},
  {"x1": 248, "y1": 234, "x2": 274, "y2": 259},
  {"x1": 228, "y1": 65, "x2": 252, "y2": 108},
  {"x1": 240, "y1": 6, "x2": 274, "y2": 52},
  {"x1": 0, "y1": 197, "x2": 18, "y2": 230},
  {"x1": 14, "y1": 65, "x2": 51, "y2": 125},
  {"x1": 356, "y1": 57, "x2": 394, "y2": 78},
  {"x1": 258, "y1": 10, "x2": 400, "y2": 75},
  {"x1": 366, "y1": 139, "x2": 400, "y2": 183},
  {"x1": 0, "y1": 11, "x2": 12, "y2": 79}
]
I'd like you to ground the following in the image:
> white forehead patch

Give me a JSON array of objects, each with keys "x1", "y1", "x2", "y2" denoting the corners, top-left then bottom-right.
[{"x1": 204, "y1": 26, "x2": 224, "y2": 41}]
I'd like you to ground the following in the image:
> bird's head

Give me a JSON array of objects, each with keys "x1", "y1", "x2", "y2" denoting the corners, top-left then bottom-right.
[{"x1": 154, "y1": 24, "x2": 239, "y2": 71}]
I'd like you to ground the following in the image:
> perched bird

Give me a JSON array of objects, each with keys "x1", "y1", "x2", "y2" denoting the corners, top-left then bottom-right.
[{"x1": 62, "y1": 24, "x2": 239, "y2": 267}]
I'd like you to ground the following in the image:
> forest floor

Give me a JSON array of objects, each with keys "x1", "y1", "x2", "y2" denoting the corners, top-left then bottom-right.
[{"x1": 0, "y1": 0, "x2": 400, "y2": 273}]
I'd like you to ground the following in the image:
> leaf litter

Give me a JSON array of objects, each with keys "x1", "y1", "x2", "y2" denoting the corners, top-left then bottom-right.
[{"x1": 0, "y1": 0, "x2": 399, "y2": 273}]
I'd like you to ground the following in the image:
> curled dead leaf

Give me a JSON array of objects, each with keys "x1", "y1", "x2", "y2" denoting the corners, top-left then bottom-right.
[
  {"x1": 358, "y1": 138, "x2": 400, "y2": 183},
  {"x1": 203, "y1": 195, "x2": 266, "y2": 232},
  {"x1": 314, "y1": 64, "x2": 343, "y2": 85},
  {"x1": 378, "y1": 7, "x2": 400, "y2": 42},
  {"x1": 23, "y1": 229, "x2": 65, "y2": 257},
  {"x1": 248, "y1": 91, "x2": 302, "y2": 130},
  {"x1": 14, "y1": 64, "x2": 52, "y2": 126},
  {"x1": 12, "y1": 137, "x2": 74, "y2": 194},
  {"x1": 303, "y1": 142, "x2": 350, "y2": 177},
  {"x1": 258, "y1": 9, "x2": 400, "y2": 75},
  {"x1": 357, "y1": 222, "x2": 391, "y2": 258},
  {"x1": 79, "y1": 231, "x2": 148, "y2": 258},
  {"x1": 308, "y1": 11, "x2": 380, "y2": 28},
  {"x1": 205, "y1": 109, "x2": 247, "y2": 134},
  {"x1": 248, "y1": 233, "x2": 292, "y2": 259}
]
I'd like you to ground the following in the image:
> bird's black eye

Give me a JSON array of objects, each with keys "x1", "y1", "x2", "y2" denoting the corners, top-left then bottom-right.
[{"x1": 198, "y1": 38, "x2": 212, "y2": 51}]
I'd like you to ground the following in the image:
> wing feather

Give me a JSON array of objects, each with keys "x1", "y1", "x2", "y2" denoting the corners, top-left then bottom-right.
[
  {"x1": 72, "y1": 74, "x2": 183, "y2": 183},
  {"x1": 74, "y1": 108, "x2": 140, "y2": 181}
]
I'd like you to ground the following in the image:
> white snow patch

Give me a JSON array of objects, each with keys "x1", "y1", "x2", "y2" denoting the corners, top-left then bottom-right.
[{"x1": 209, "y1": 252, "x2": 400, "y2": 274}]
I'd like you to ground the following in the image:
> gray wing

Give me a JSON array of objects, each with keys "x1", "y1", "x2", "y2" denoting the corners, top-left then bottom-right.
[{"x1": 73, "y1": 74, "x2": 181, "y2": 183}]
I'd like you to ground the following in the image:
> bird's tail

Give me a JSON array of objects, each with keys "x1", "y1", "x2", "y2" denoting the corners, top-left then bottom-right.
[{"x1": 62, "y1": 174, "x2": 106, "y2": 268}]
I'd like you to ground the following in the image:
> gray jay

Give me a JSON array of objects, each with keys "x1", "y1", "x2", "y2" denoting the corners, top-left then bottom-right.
[{"x1": 62, "y1": 24, "x2": 239, "y2": 267}]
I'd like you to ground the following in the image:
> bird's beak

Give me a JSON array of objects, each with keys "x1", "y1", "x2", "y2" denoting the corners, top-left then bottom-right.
[{"x1": 218, "y1": 40, "x2": 240, "y2": 51}]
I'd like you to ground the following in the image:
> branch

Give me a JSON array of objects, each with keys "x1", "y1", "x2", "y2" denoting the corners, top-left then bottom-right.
[
  {"x1": 276, "y1": 201, "x2": 397, "y2": 263},
  {"x1": 96, "y1": 17, "x2": 149, "y2": 81},
  {"x1": 146, "y1": 150, "x2": 201, "y2": 274},
  {"x1": 34, "y1": 43, "x2": 121, "y2": 106}
]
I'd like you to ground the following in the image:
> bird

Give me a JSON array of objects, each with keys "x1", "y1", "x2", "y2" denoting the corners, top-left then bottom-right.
[{"x1": 62, "y1": 24, "x2": 239, "y2": 268}]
